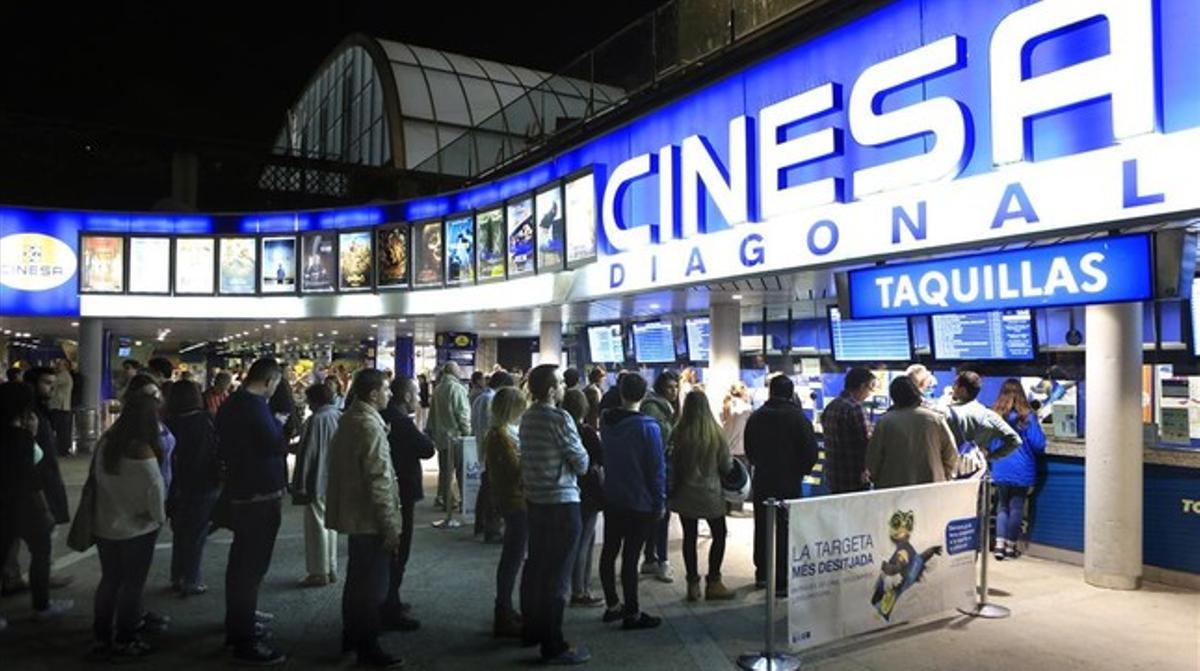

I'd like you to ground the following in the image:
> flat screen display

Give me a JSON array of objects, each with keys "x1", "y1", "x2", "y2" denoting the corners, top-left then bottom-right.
[
  {"x1": 445, "y1": 214, "x2": 475, "y2": 285},
  {"x1": 260, "y1": 236, "x2": 297, "y2": 293},
  {"x1": 127, "y1": 237, "x2": 170, "y2": 294},
  {"x1": 564, "y1": 172, "x2": 597, "y2": 267},
  {"x1": 632, "y1": 321, "x2": 677, "y2": 364},
  {"x1": 1193, "y1": 278, "x2": 1200, "y2": 357},
  {"x1": 338, "y1": 230, "x2": 373, "y2": 291},
  {"x1": 301, "y1": 233, "x2": 336, "y2": 292},
  {"x1": 930, "y1": 309, "x2": 1036, "y2": 361},
  {"x1": 476, "y1": 207, "x2": 505, "y2": 281},
  {"x1": 828, "y1": 306, "x2": 912, "y2": 362},
  {"x1": 218, "y1": 238, "x2": 256, "y2": 295},
  {"x1": 685, "y1": 317, "x2": 711, "y2": 362},
  {"x1": 79, "y1": 236, "x2": 124, "y2": 293},
  {"x1": 535, "y1": 185, "x2": 565, "y2": 273},
  {"x1": 414, "y1": 220, "x2": 444, "y2": 288},
  {"x1": 506, "y1": 197, "x2": 535, "y2": 278},
  {"x1": 587, "y1": 324, "x2": 625, "y2": 363},
  {"x1": 376, "y1": 224, "x2": 410, "y2": 289},
  {"x1": 174, "y1": 238, "x2": 215, "y2": 295}
]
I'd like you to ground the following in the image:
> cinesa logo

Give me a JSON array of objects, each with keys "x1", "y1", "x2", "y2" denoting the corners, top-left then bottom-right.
[{"x1": 0, "y1": 233, "x2": 78, "y2": 291}]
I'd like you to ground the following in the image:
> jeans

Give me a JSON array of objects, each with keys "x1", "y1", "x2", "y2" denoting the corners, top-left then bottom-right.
[
  {"x1": 303, "y1": 497, "x2": 338, "y2": 577},
  {"x1": 94, "y1": 530, "x2": 158, "y2": 644},
  {"x1": 383, "y1": 501, "x2": 415, "y2": 617},
  {"x1": 995, "y1": 485, "x2": 1029, "y2": 543},
  {"x1": 495, "y1": 510, "x2": 529, "y2": 613},
  {"x1": 343, "y1": 534, "x2": 390, "y2": 653},
  {"x1": 571, "y1": 509, "x2": 599, "y2": 597},
  {"x1": 680, "y1": 516, "x2": 728, "y2": 581},
  {"x1": 753, "y1": 501, "x2": 789, "y2": 591},
  {"x1": 170, "y1": 489, "x2": 219, "y2": 589},
  {"x1": 524, "y1": 502, "x2": 581, "y2": 660},
  {"x1": 51, "y1": 409, "x2": 74, "y2": 456},
  {"x1": 0, "y1": 513, "x2": 52, "y2": 611},
  {"x1": 643, "y1": 511, "x2": 671, "y2": 565},
  {"x1": 599, "y1": 509, "x2": 655, "y2": 614},
  {"x1": 225, "y1": 498, "x2": 282, "y2": 647}
]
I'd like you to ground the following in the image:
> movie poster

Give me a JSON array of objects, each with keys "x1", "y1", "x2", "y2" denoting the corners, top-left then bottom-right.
[
  {"x1": 535, "y1": 186, "x2": 565, "y2": 273},
  {"x1": 260, "y1": 237, "x2": 297, "y2": 293},
  {"x1": 476, "y1": 207, "x2": 505, "y2": 281},
  {"x1": 506, "y1": 197, "x2": 535, "y2": 278},
  {"x1": 301, "y1": 233, "x2": 336, "y2": 293},
  {"x1": 565, "y1": 172, "x2": 597, "y2": 266},
  {"x1": 219, "y1": 238, "x2": 257, "y2": 295},
  {"x1": 445, "y1": 214, "x2": 475, "y2": 285},
  {"x1": 174, "y1": 238, "x2": 215, "y2": 294},
  {"x1": 80, "y1": 236, "x2": 124, "y2": 293},
  {"x1": 338, "y1": 230, "x2": 373, "y2": 291},
  {"x1": 127, "y1": 237, "x2": 170, "y2": 294},
  {"x1": 414, "y1": 220, "x2": 444, "y2": 288},
  {"x1": 377, "y1": 224, "x2": 410, "y2": 288}
]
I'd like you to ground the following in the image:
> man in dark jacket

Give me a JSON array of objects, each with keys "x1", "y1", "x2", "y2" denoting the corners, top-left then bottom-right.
[
  {"x1": 744, "y1": 375, "x2": 818, "y2": 597},
  {"x1": 215, "y1": 357, "x2": 287, "y2": 665},
  {"x1": 597, "y1": 373, "x2": 664, "y2": 631},
  {"x1": 380, "y1": 374, "x2": 435, "y2": 631},
  {"x1": 639, "y1": 370, "x2": 679, "y2": 583}
]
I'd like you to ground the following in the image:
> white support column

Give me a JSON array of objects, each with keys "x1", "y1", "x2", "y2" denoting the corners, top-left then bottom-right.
[
  {"x1": 1084, "y1": 302, "x2": 1143, "y2": 590},
  {"x1": 539, "y1": 319, "x2": 563, "y2": 366},
  {"x1": 707, "y1": 299, "x2": 742, "y2": 420},
  {"x1": 375, "y1": 323, "x2": 396, "y2": 372},
  {"x1": 79, "y1": 317, "x2": 104, "y2": 453}
]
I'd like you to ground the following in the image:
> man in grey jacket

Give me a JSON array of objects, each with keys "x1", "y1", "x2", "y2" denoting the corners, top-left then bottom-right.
[
  {"x1": 945, "y1": 372, "x2": 1022, "y2": 471},
  {"x1": 292, "y1": 383, "x2": 341, "y2": 587},
  {"x1": 428, "y1": 362, "x2": 471, "y2": 528}
]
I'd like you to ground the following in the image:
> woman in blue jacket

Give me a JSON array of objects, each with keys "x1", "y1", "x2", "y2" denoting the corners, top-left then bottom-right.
[{"x1": 989, "y1": 379, "x2": 1046, "y2": 560}]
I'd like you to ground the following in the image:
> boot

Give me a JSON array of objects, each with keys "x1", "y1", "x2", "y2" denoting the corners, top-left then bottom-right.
[
  {"x1": 493, "y1": 606, "x2": 523, "y2": 638},
  {"x1": 686, "y1": 577, "x2": 702, "y2": 602},
  {"x1": 705, "y1": 576, "x2": 735, "y2": 601}
]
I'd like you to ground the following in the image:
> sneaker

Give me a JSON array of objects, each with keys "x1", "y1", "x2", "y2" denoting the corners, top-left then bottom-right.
[
  {"x1": 225, "y1": 622, "x2": 273, "y2": 647},
  {"x1": 136, "y1": 610, "x2": 170, "y2": 632},
  {"x1": 327, "y1": 572, "x2": 338, "y2": 584},
  {"x1": 381, "y1": 613, "x2": 421, "y2": 632},
  {"x1": 601, "y1": 604, "x2": 626, "y2": 623},
  {"x1": 639, "y1": 561, "x2": 659, "y2": 576},
  {"x1": 545, "y1": 645, "x2": 591, "y2": 665},
  {"x1": 232, "y1": 641, "x2": 286, "y2": 666},
  {"x1": 112, "y1": 638, "x2": 152, "y2": 660},
  {"x1": 47, "y1": 574, "x2": 75, "y2": 589},
  {"x1": 570, "y1": 594, "x2": 605, "y2": 608},
  {"x1": 254, "y1": 610, "x2": 275, "y2": 624},
  {"x1": 357, "y1": 646, "x2": 404, "y2": 668},
  {"x1": 1006, "y1": 546, "x2": 1020, "y2": 559},
  {"x1": 753, "y1": 579, "x2": 767, "y2": 590},
  {"x1": 179, "y1": 583, "x2": 208, "y2": 596},
  {"x1": 33, "y1": 598, "x2": 74, "y2": 621},
  {"x1": 654, "y1": 562, "x2": 675, "y2": 584},
  {"x1": 298, "y1": 574, "x2": 330, "y2": 587},
  {"x1": 622, "y1": 612, "x2": 662, "y2": 630}
]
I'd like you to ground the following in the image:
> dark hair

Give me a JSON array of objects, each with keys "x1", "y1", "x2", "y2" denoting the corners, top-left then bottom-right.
[
  {"x1": 306, "y1": 382, "x2": 334, "y2": 408},
  {"x1": 528, "y1": 364, "x2": 560, "y2": 402},
  {"x1": 619, "y1": 373, "x2": 648, "y2": 403},
  {"x1": 245, "y1": 357, "x2": 282, "y2": 385},
  {"x1": 166, "y1": 380, "x2": 203, "y2": 415},
  {"x1": 992, "y1": 378, "x2": 1033, "y2": 427},
  {"x1": 470, "y1": 370, "x2": 484, "y2": 385},
  {"x1": 0, "y1": 381, "x2": 35, "y2": 427},
  {"x1": 388, "y1": 373, "x2": 415, "y2": 407},
  {"x1": 26, "y1": 366, "x2": 54, "y2": 388},
  {"x1": 768, "y1": 374, "x2": 794, "y2": 400},
  {"x1": 563, "y1": 368, "x2": 581, "y2": 388},
  {"x1": 103, "y1": 394, "x2": 163, "y2": 475},
  {"x1": 653, "y1": 369, "x2": 680, "y2": 396},
  {"x1": 5, "y1": 367, "x2": 22, "y2": 383},
  {"x1": 269, "y1": 379, "x2": 295, "y2": 414},
  {"x1": 212, "y1": 371, "x2": 233, "y2": 388},
  {"x1": 488, "y1": 370, "x2": 514, "y2": 390},
  {"x1": 347, "y1": 368, "x2": 387, "y2": 406},
  {"x1": 844, "y1": 367, "x2": 876, "y2": 393},
  {"x1": 954, "y1": 371, "x2": 983, "y2": 402},
  {"x1": 588, "y1": 367, "x2": 605, "y2": 384},
  {"x1": 561, "y1": 388, "x2": 589, "y2": 422},
  {"x1": 147, "y1": 357, "x2": 174, "y2": 380},
  {"x1": 122, "y1": 359, "x2": 141, "y2": 371},
  {"x1": 889, "y1": 376, "x2": 923, "y2": 409},
  {"x1": 122, "y1": 373, "x2": 160, "y2": 404}
]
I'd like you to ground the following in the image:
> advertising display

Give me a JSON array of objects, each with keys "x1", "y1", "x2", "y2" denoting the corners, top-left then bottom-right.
[
  {"x1": 787, "y1": 480, "x2": 978, "y2": 650},
  {"x1": 564, "y1": 172, "x2": 597, "y2": 267},
  {"x1": 79, "y1": 236, "x2": 124, "y2": 293},
  {"x1": 1193, "y1": 278, "x2": 1200, "y2": 357},
  {"x1": 260, "y1": 236, "x2": 297, "y2": 293},
  {"x1": 632, "y1": 321, "x2": 676, "y2": 363},
  {"x1": 338, "y1": 230, "x2": 373, "y2": 291},
  {"x1": 173, "y1": 238, "x2": 215, "y2": 295},
  {"x1": 127, "y1": 237, "x2": 170, "y2": 294},
  {"x1": 218, "y1": 238, "x2": 257, "y2": 295},
  {"x1": 376, "y1": 224, "x2": 410, "y2": 289},
  {"x1": 829, "y1": 307, "x2": 912, "y2": 362},
  {"x1": 444, "y1": 214, "x2": 476, "y2": 286},
  {"x1": 930, "y1": 309, "x2": 1035, "y2": 361},
  {"x1": 414, "y1": 220, "x2": 444, "y2": 288},
  {"x1": 0, "y1": 231, "x2": 79, "y2": 316},
  {"x1": 587, "y1": 324, "x2": 625, "y2": 363},
  {"x1": 535, "y1": 185, "x2": 565, "y2": 273},
  {"x1": 476, "y1": 207, "x2": 505, "y2": 281},
  {"x1": 301, "y1": 233, "x2": 336, "y2": 293},
  {"x1": 506, "y1": 197, "x2": 535, "y2": 278},
  {"x1": 685, "y1": 316, "x2": 711, "y2": 362}
]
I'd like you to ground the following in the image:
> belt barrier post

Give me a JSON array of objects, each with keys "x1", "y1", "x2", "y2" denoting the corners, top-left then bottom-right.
[
  {"x1": 737, "y1": 499, "x2": 801, "y2": 671},
  {"x1": 958, "y1": 473, "x2": 1011, "y2": 619}
]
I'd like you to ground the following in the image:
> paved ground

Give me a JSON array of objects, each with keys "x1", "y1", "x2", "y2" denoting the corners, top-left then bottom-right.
[{"x1": 2, "y1": 455, "x2": 1197, "y2": 670}]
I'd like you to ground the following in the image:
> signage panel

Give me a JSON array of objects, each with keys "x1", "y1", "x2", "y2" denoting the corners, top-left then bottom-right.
[
  {"x1": 174, "y1": 238, "x2": 215, "y2": 295},
  {"x1": 127, "y1": 237, "x2": 170, "y2": 294},
  {"x1": 930, "y1": 309, "x2": 1035, "y2": 361},
  {"x1": 587, "y1": 324, "x2": 625, "y2": 363},
  {"x1": 414, "y1": 220, "x2": 444, "y2": 288},
  {"x1": 445, "y1": 214, "x2": 475, "y2": 286},
  {"x1": 685, "y1": 316, "x2": 711, "y2": 362},
  {"x1": 632, "y1": 321, "x2": 676, "y2": 364},
  {"x1": 376, "y1": 224, "x2": 410, "y2": 289},
  {"x1": 829, "y1": 307, "x2": 912, "y2": 362},
  {"x1": 338, "y1": 230, "x2": 373, "y2": 291}
]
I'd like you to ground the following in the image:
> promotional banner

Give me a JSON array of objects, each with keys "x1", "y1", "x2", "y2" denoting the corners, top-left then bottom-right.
[
  {"x1": 506, "y1": 197, "x2": 535, "y2": 278},
  {"x1": 476, "y1": 207, "x2": 506, "y2": 281},
  {"x1": 535, "y1": 185, "x2": 565, "y2": 273},
  {"x1": 301, "y1": 233, "x2": 336, "y2": 292},
  {"x1": 564, "y1": 172, "x2": 597, "y2": 267},
  {"x1": 338, "y1": 230, "x2": 373, "y2": 291},
  {"x1": 414, "y1": 221, "x2": 444, "y2": 288},
  {"x1": 174, "y1": 238, "x2": 215, "y2": 295},
  {"x1": 127, "y1": 237, "x2": 170, "y2": 294},
  {"x1": 445, "y1": 214, "x2": 475, "y2": 285},
  {"x1": 218, "y1": 238, "x2": 257, "y2": 295},
  {"x1": 79, "y1": 235, "x2": 124, "y2": 293},
  {"x1": 376, "y1": 224, "x2": 410, "y2": 289},
  {"x1": 261, "y1": 236, "x2": 297, "y2": 293},
  {"x1": 461, "y1": 437, "x2": 481, "y2": 522},
  {"x1": 787, "y1": 480, "x2": 979, "y2": 651}
]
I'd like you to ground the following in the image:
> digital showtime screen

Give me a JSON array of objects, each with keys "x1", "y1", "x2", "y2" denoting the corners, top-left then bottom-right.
[
  {"x1": 685, "y1": 317, "x2": 711, "y2": 362},
  {"x1": 632, "y1": 321, "x2": 676, "y2": 364},
  {"x1": 829, "y1": 306, "x2": 912, "y2": 362},
  {"x1": 587, "y1": 324, "x2": 625, "y2": 363},
  {"x1": 930, "y1": 309, "x2": 1035, "y2": 361}
]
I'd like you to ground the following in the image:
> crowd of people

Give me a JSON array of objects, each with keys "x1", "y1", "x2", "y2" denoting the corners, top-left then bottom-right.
[{"x1": 0, "y1": 352, "x2": 1049, "y2": 664}]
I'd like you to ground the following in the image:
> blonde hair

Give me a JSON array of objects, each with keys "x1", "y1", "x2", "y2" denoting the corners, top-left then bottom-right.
[
  {"x1": 489, "y1": 386, "x2": 527, "y2": 428},
  {"x1": 671, "y1": 390, "x2": 726, "y2": 481}
]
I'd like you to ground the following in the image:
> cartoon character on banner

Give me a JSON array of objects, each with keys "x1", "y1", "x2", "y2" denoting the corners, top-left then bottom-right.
[{"x1": 870, "y1": 510, "x2": 942, "y2": 621}]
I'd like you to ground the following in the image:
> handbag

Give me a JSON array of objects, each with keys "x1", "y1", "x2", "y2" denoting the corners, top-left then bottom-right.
[{"x1": 66, "y1": 445, "x2": 100, "y2": 552}]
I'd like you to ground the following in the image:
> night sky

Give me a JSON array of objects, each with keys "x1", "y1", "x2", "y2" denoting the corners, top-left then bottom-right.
[{"x1": 1, "y1": 1, "x2": 666, "y2": 147}]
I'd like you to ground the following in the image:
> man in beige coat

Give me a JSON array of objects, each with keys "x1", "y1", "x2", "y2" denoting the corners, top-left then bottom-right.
[
  {"x1": 865, "y1": 377, "x2": 958, "y2": 489},
  {"x1": 427, "y1": 361, "x2": 471, "y2": 528},
  {"x1": 326, "y1": 369, "x2": 403, "y2": 668}
]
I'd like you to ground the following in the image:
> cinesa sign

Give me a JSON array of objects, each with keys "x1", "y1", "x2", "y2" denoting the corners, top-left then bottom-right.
[{"x1": 0, "y1": 233, "x2": 78, "y2": 292}]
